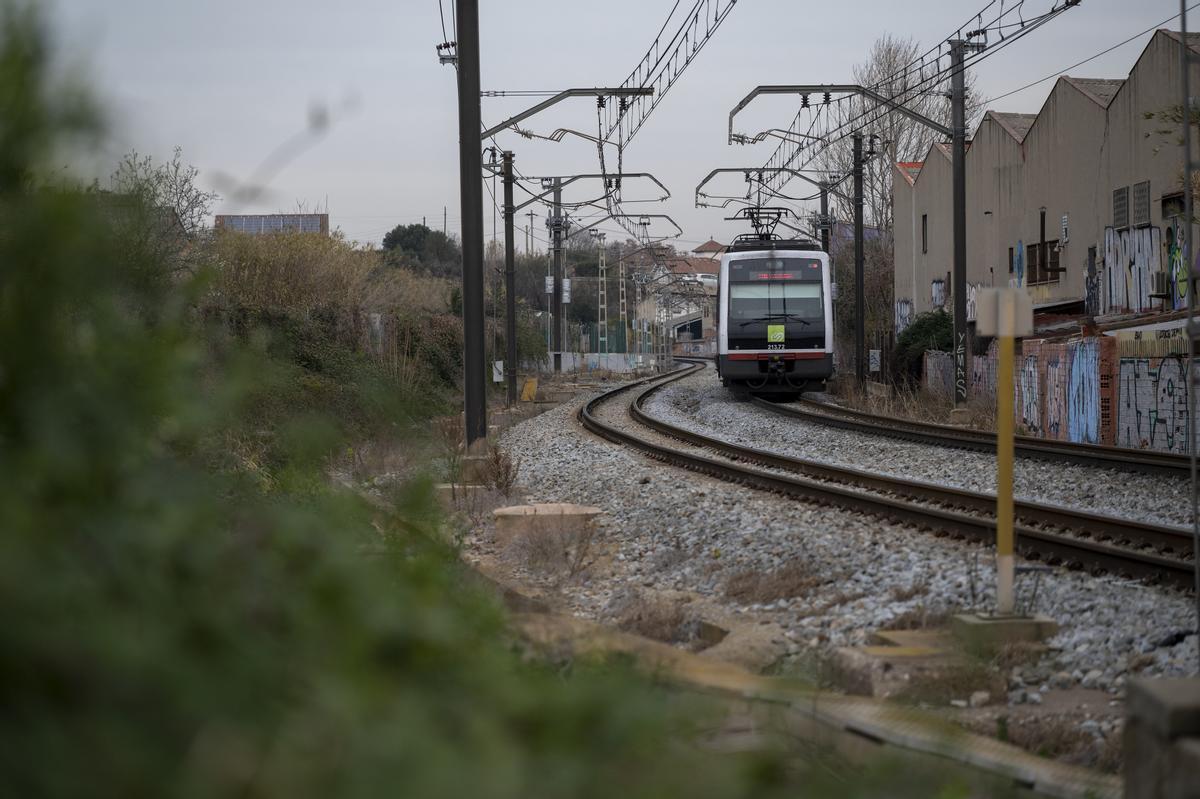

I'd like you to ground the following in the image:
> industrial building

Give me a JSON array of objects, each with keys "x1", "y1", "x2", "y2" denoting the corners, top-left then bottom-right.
[{"x1": 893, "y1": 29, "x2": 1200, "y2": 335}]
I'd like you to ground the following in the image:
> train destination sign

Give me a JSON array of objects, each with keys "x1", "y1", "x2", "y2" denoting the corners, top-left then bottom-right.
[{"x1": 728, "y1": 258, "x2": 822, "y2": 282}]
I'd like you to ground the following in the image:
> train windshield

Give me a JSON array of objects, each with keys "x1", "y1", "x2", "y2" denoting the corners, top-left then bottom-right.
[{"x1": 727, "y1": 281, "x2": 823, "y2": 322}]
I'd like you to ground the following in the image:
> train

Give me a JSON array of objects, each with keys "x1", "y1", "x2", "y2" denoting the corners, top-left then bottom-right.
[{"x1": 715, "y1": 234, "x2": 835, "y2": 397}]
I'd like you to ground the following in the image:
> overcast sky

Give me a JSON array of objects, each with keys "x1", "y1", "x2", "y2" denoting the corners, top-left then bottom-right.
[{"x1": 49, "y1": 0, "x2": 1188, "y2": 251}]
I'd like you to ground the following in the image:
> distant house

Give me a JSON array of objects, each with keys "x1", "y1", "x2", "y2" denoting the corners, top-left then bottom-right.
[
  {"x1": 214, "y1": 213, "x2": 329, "y2": 236},
  {"x1": 691, "y1": 238, "x2": 726, "y2": 259}
]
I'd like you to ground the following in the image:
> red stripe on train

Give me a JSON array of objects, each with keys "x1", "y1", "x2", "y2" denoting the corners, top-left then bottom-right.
[{"x1": 727, "y1": 352, "x2": 827, "y2": 361}]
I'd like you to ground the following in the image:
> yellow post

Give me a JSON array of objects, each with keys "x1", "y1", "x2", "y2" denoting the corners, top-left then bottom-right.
[{"x1": 995, "y1": 294, "x2": 1016, "y2": 615}]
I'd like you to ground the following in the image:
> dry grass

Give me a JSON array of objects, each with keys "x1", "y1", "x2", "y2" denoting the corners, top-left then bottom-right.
[
  {"x1": 433, "y1": 415, "x2": 464, "y2": 482},
  {"x1": 209, "y1": 230, "x2": 451, "y2": 314},
  {"x1": 613, "y1": 591, "x2": 689, "y2": 644},
  {"x1": 506, "y1": 515, "x2": 597, "y2": 579},
  {"x1": 834, "y1": 379, "x2": 998, "y2": 431},
  {"x1": 882, "y1": 602, "x2": 956, "y2": 631},
  {"x1": 484, "y1": 445, "x2": 520, "y2": 498},
  {"x1": 723, "y1": 561, "x2": 822, "y2": 604},
  {"x1": 1004, "y1": 716, "x2": 1122, "y2": 773},
  {"x1": 890, "y1": 580, "x2": 930, "y2": 602},
  {"x1": 897, "y1": 659, "x2": 1006, "y2": 706}
]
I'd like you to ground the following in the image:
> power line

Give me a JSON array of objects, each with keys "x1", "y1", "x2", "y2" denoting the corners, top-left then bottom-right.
[{"x1": 984, "y1": 3, "x2": 1200, "y2": 104}]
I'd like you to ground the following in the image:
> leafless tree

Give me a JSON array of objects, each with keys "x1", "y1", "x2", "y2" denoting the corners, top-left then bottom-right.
[{"x1": 812, "y1": 35, "x2": 981, "y2": 233}]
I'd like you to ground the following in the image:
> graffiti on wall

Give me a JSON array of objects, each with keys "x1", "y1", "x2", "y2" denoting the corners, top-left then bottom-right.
[
  {"x1": 1010, "y1": 240, "x2": 1025, "y2": 288},
  {"x1": 895, "y1": 299, "x2": 913, "y2": 335},
  {"x1": 1044, "y1": 352, "x2": 1066, "y2": 439},
  {"x1": 931, "y1": 279, "x2": 946, "y2": 308},
  {"x1": 1085, "y1": 247, "x2": 1100, "y2": 316},
  {"x1": 1018, "y1": 355, "x2": 1040, "y2": 435},
  {"x1": 971, "y1": 339, "x2": 996, "y2": 397},
  {"x1": 965, "y1": 282, "x2": 985, "y2": 322},
  {"x1": 1165, "y1": 218, "x2": 1188, "y2": 310},
  {"x1": 1118, "y1": 357, "x2": 1191, "y2": 453},
  {"x1": 1066, "y1": 340, "x2": 1100, "y2": 444},
  {"x1": 1102, "y1": 226, "x2": 1162, "y2": 313}
]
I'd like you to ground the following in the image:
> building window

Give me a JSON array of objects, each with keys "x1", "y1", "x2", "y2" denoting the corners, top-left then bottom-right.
[
  {"x1": 1132, "y1": 181, "x2": 1151, "y2": 227},
  {"x1": 1028, "y1": 242, "x2": 1040, "y2": 284},
  {"x1": 1163, "y1": 192, "x2": 1185, "y2": 218},
  {"x1": 1113, "y1": 186, "x2": 1129, "y2": 230},
  {"x1": 921, "y1": 214, "x2": 928, "y2": 254},
  {"x1": 1008, "y1": 247, "x2": 1014, "y2": 274}
]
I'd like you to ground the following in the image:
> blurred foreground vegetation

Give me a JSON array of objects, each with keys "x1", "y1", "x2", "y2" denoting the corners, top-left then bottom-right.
[{"x1": 0, "y1": 4, "x2": 1002, "y2": 796}]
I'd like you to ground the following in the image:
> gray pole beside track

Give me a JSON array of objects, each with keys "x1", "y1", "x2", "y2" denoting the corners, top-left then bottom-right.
[
  {"x1": 456, "y1": 0, "x2": 486, "y2": 445},
  {"x1": 502, "y1": 151, "x2": 517, "y2": 406},
  {"x1": 853, "y1": 133, "x2": 865, "y2": 388},
  {"x1": 1181, "y1": 0, "x2": 1200, "y2": 674},
  {"x1": 552, "y1": 178, "x2": 563, "y2": 373},
  {"x1": 951, "y1": 40, "x2": 970, "y2": 408},
  {"x1": 819, "y1": 182, "x2": 831, "y2": 255}
]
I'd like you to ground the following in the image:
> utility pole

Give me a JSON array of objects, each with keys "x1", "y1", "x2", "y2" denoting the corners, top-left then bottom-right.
[
  {"x1": 502, "y1": 151, "x2": 517, "y2": 406},
  {"x1": 551, "y1": 179, "x2": 564, "y2": 372},
  {"x1": 444, "y1": 206, "x2": 447, "y2": 236},
  {"x1": 593, "y1": 232, "x2": 608, "y2": 358},
  {"x1": 950, "y1": 40, "x2": 974, "y2": 409},
  {"x1": 853, "y1": 132, "x2": 865, "y2": 388},
  {"x1": 617, "y1": 243, "x2": 628, "y2": 354},
  {"x1": 455, "y1": 0, "x2": 486, "y2": 446},
  {"x1": 1181, "y1": 0, "x2": 1200, "y2": 671},
  {"x1": 819, "y1": 181, "x2": 831, "y2": 254}
]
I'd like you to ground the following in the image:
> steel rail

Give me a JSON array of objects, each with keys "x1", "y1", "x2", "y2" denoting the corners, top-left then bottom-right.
[
  {"x1": 751, "y1": 396, "x2": 1191, "y2": 476},
  {"x1": 579, "y1": 361, "x2": 1194, "y2": 589}
]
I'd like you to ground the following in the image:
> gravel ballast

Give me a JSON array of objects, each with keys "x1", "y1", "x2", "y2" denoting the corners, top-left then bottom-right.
[
  {"x1": 646, "y1": 368, "x2": 1193, "y2": 529},
  {"x1": 493, "y1": 373, "x2": 1197, "y2": 697}
]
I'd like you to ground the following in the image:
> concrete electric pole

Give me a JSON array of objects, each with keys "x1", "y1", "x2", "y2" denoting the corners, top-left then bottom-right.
[{"x1": 455, "y1": 0, "x2": 486, "y2": 446}]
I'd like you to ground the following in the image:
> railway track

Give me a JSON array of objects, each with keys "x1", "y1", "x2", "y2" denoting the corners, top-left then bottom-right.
[
  {"x1": 750, "y1": 394, "x2": 1190, "y2": 476},
  {"x1": 579, "y1": 359, "x2": 1195, "y2": 590}
]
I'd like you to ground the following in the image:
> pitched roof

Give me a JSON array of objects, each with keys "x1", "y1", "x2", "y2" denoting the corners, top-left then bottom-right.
[
  {"x1": 1159, "y1": 29, "x2": 1200, "y2": 55},
  {"x1": 895, "y1": 161, "x2": 923, "y2": 186},
  {"x1": 987, "y1": 111, "x2": 1037, "y2": 142},
  {"x1": 693, "y1": 238, "x2": 725, "y2": 253},
  {"x1": 1061, "y1": 76, "x2": 1123, "y2": 108},
  {"x1": 666, "y1": 256, "x2": 718, "y2": 275}
]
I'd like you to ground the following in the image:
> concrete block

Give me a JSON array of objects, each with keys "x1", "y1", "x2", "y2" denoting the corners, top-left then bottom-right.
[
  {"x1": 461, "y1": 454, "x2": 490, "y2": 483},
  {"x1": 434, "y1": 483, "x2": 490, "y2": 512},
  {"x1": 948, "y1": 407, "x2": 972, "y2": 426},
  {"x1": 492, "y1": 503, "x2": 603, "y2": 548},
  {"x1": 866, "y1": 381, "x2": 889, "y2": 399},
  {"x1": 1128, "y1": 678, "x2": 1200, "y2": 741},
  {"x1": 949, "y1": 613, "x2": 1058, "y2": 654}
]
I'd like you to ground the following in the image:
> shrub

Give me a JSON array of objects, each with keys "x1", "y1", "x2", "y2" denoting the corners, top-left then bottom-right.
[{"x1": 891, "y1": 308, "x2": 952, "y2": 385}]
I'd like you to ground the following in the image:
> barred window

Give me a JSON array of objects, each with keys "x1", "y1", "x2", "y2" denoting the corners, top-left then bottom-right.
[
  {"x1": 1113, "y1": 186, "x2": 1129, "y2": 230},
  {"x1": 1132, "y1": 181, "x2": 1151, "y2": 227}
]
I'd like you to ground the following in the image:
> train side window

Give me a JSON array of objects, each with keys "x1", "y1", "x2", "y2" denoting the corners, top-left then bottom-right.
[{"x1": 921, "y1": 214, "x2": 928, "y2": 254}]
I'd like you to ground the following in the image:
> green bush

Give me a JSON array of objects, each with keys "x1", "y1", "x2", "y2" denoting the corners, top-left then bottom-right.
[{"x1": 891, "y1": 308, "x2": 953, "y2": 385}]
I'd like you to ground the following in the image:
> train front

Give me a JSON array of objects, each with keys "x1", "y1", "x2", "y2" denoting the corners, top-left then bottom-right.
[{"x1": 718, "y1": 249, "x2": 833, "y2": 395}]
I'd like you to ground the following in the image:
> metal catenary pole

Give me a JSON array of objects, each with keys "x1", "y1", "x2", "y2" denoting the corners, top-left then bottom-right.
[
  {"x1": 951, "y1": 40, "x2": 970, "y2": 407},
  {"x1": 455, "y1": 0, "x2": 486, "y2": 446},
  {"x1": 502, "y1": 151, "x2": 517, "y2": 406},
  {"x1": 1181, "y1": 0, "x2": 1199, "y2": 673},
  {"x1": 853, "y1": 132, "x2": 865, "y2": 388},
  {"x1": 819, "y1": 181, "x2": 831, "y2": 254},
  {"x1": 552, "y1": 178, "x2": 563, "y2": 372}
]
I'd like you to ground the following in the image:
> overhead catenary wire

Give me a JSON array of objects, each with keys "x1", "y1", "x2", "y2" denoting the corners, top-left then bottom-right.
[
  {"x1": 751, "y1": 0, "x2": 1079, "y2": 196},
  {"x1": 984, "y1": 2, "x2": 1200, "y2": 104}
]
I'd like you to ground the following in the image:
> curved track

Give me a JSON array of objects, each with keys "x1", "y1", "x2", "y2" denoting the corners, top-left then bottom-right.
[
  {"x1": 751, "y1": 395, "x2": 1190, "y2": 476},
  {"x1": 579, "y1": 359, "x2": 1195, "y2": 590}
]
